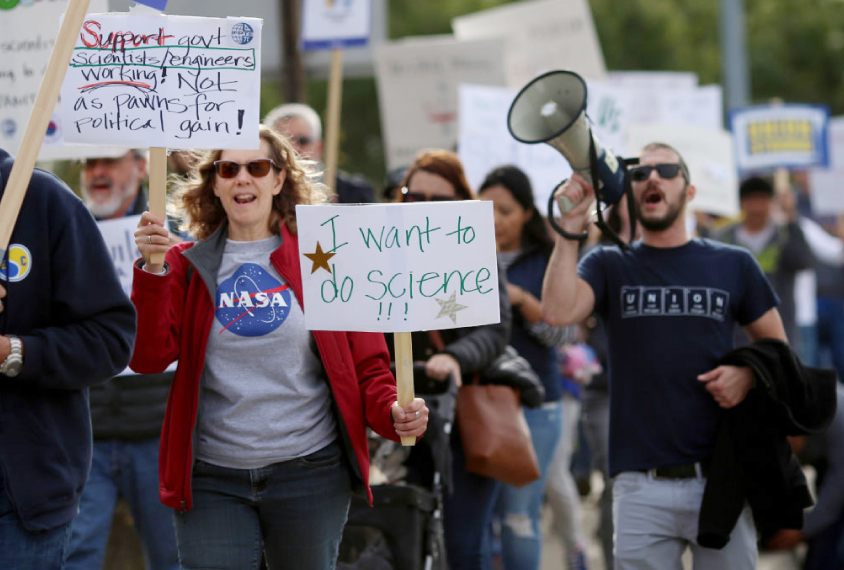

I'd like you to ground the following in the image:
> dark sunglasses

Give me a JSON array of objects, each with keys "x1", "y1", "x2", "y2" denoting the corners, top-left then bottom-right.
[
  {"x1": 213, "y1": 159, "x2": 278, "y2": 179},
  {"x1": 401, "y1": 189, "x2": 455, "y2": 203},
  {"x1": 629, "y1": 163, "x2": 685, "y2": 182},
  {"x1": 293, "y1": 135, "x2": 314, "y2": 147}
]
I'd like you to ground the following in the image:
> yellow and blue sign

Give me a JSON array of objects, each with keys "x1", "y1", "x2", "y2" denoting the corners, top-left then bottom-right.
[
  {"x1": 0, "y1": 244, "x2": 32, "y2": 282},
  {"x1": 730, "y1": 104, "x2": 830, "y2": 172}
]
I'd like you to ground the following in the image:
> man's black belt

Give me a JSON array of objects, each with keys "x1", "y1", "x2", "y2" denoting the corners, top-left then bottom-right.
[{"x1": 637, "y1": 461, "x2": 709, "y2": 480}]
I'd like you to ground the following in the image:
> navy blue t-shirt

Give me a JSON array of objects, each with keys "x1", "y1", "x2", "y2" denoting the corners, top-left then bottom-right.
[{"x1": 578, "y1": 238, "x2": 779, "y2": 475}]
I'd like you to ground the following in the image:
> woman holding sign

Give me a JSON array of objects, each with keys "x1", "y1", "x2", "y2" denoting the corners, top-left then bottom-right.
[
  {"x1": 396, "y1": 149, "x2": 512, "y2": 570},
  {"x1": 129, "y1": 125, "x2": 429, "y2": 570}
]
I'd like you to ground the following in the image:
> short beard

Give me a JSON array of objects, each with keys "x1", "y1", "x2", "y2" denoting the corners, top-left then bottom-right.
[{"x1": 636, "y1": 186, "x2": 688, "y2": 232}]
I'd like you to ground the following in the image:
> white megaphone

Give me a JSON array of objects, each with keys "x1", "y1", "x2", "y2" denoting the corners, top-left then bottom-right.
[{"x1": 507, "y1": 70, "x2": 634, "y2": 244}]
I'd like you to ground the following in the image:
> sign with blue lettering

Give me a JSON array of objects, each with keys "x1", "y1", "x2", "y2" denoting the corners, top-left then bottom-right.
[
  {"x1": 730, "y1": 104, "x2": 830, "y2": 172},
  {"x1": 300, "y1": 0, "x2": 372, "y2": 51},
  {"x1": 59, "y1": 13, "x2": 262, "y2": 149},
  {"x1": 296, "y1": 202, "x2": 500, "y2": 332}
]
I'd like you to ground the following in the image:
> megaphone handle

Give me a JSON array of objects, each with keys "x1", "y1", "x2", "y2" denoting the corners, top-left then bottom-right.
[{"x1": 548, "y1": 184, "x2": 588, "y2": 242}]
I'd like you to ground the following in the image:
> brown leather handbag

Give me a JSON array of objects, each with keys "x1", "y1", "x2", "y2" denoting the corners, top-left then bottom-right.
[
  {"x1": 426, "y1": 331, "x2": 541, "y2": 488},
  {"x1": 456, "y1": 379, "x2": 541, "y2": 487}
]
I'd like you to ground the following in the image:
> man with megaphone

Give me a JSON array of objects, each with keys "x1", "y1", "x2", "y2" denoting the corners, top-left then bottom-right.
[{"x1": 540, "y1": 142, "x2": 793, "y2": 569}]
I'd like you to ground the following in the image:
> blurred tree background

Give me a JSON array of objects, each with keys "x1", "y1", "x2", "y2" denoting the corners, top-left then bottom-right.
[
  {"x1": 53, "y1": 0, "x2": 844, "y2": 195},
  {"x1": 256, "y1": 0, "x2": 844, "y2": 194}
]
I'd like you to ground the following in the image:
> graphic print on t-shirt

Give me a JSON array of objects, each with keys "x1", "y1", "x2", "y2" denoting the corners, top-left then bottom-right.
[
  {"x1": 216, "y1": 263, "x2": 292, "y2": 337},
  {"x1": 621, "y1": 286, "x2": 729, "y2": 321}
]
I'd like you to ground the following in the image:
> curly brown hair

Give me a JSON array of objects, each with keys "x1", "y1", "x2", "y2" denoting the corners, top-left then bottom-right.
[
  {"x1": 169, "y1": 125, "x2": 328, "y2": 240},
  {"x1": 396, "y1": 149, "x2": 475, "y2": 201}
]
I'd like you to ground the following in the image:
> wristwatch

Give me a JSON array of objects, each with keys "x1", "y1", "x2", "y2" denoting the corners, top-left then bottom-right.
[{"x1": 0, "y1": 336, "x2": 24, "y2": 377}]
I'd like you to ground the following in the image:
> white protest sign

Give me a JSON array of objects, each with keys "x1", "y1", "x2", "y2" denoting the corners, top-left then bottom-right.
[
  {"x1": 375, "y1": 36, "x2": 507, "y2": 171},
  {"x1": 452, "y1": 0, "x2": 606, "y2": 87},
  {"x1": 627, "y1": 124, "x2": 739, "y2": 217},
  {"x1": 96, "y1": 214, "x2": 143, "y2": 297},
  {"x1": 807, "y1": 170, "x2": 844, "y2": 215},
  {"x1": 608, "y1": 71, "x2": 698, "y2": 90},
  {"x1": 96, "y1": 213, "x2": 178, "y2": 376},
  {"x1": 296, "y1": 202, "x2": 500, "y2": 333},
  {"x1": 0, "y1": 0, "x2": 111, "y2": 161},
  {"x1": 809, "y1": 116, "x2": 844, "y2": 215},
  {"x1": 730, "y1": 104, "x2": 830, "y2": 172},
  {"x1": 301, "y1": 0, "x2": 372, "y2": 51},
  {"x1": 458, "y1": 83, "x2": 633, "y2": 213},
  {"x1": 606, "y1": 71, "x2": 722, "y2": 130},
  {"x1": 60, "y1": 13, "x2": 262, "y2": 150}
]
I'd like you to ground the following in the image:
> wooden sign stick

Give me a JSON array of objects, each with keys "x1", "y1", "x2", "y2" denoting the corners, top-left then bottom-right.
[
  {"x1": 148, "y1": 147, "x2": 168, "y2": 266},
  {"x1": 323, "y1": 48, "x2": 343, "y2": 197},
  {"x1": 0, "y1": 0, "x2": 93, "y2": 259},
  {"x1": 393, "y1": 331, "x2": 416, "y2": 446}
]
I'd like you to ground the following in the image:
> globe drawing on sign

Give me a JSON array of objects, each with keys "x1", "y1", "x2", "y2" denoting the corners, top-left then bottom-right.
[{"x1": 231, "y1": 22, "x2": 254, "y2": 45}]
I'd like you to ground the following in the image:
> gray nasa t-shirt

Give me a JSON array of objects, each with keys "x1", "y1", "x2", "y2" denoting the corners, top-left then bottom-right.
[{"x1": 196, "y1": 235, "x2": 337, "y2": 469}]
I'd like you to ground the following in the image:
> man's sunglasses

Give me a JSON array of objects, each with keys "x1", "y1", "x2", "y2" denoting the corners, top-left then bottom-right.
[
  {"x1": 629, "y1": 163, "x2": 686, "y2": 182},
  {"x1": 293, "y1": 135, "x2": 315, "y2": 147},
  {"x1": 401, "y1": 189, "x2": 455, "y2": 203},
  {"x1": 213, "y1": 159, "x2": 278, "y2": 179}
]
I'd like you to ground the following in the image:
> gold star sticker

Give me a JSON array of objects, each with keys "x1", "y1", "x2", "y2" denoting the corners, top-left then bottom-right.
[
  {"x1": 435, "y1": 292, "x2": 468, "y2": 324},
  {"x1": 304, "y1": 242, "x2": 336, "y2": 274}
]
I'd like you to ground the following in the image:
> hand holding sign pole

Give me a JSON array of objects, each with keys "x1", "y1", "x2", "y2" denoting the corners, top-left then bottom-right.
[
  {"x1": 394, "y1": 331, "x2": 416, "y2": 446},
  {"x1": 0, "y1": 0, "x2": 92, "y2": 259}
]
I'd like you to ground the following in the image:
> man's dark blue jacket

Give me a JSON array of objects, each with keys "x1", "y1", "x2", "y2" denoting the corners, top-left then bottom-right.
[{"x1": 0, "y1": 148, "x2": 136, "y2": 531}]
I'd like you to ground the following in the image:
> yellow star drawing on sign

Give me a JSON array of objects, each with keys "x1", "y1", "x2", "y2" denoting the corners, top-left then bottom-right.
[
  {"x1": 304, "y1": 242, "x2": 336, "y2": 274},
  {"x1": 435, "y1": 292, "x2": 468, "y2": 324}
]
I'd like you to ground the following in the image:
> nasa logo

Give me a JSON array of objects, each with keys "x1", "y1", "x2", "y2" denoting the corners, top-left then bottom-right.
[
  {"x1": 216, "y1": 263, "x2": 291, "y2": 337},
  {"x1": 0, "y1": 244, "x2": 32, "y2": 283}
]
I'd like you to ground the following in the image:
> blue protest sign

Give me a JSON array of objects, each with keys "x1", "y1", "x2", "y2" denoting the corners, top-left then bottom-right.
[{"x1": 730, "y1": 104, "x2": 830, "y2": 172}]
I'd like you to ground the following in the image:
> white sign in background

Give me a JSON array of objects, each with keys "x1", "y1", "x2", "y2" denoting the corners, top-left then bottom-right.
[
  {"x1": 96, "y1": 214, "x2": 143, "y2": 297},
  {"x1": 809, "y1": 116, "x2": 844, "y2": 215},
  {"x1": 97, "y1": 214, "x2": 178, "y2": 376},
  {"x1": 452, "y1": 0, "x2": 607, "y2": 87},
  {"x1": 60, "y1": 13, "x2": 262, "y2": 150},
  {"x1": 300, "y1": 0, "x2": 372, "y2": 51},
  {"x1": 296, "y1": 202, "x2": 500, "y2": 333},
  {"x1": 458, "y1": 82, "x2": 634, "y2": 213},
  {"x1": 375, "y1": 36, "x2": 507, "y2": 171},
  {"x1": 0, "y1": 0, "x2": 110, "y2": 161},
  {"x1": 458, "y1": 74, "x2": 729, "y2": 216}
]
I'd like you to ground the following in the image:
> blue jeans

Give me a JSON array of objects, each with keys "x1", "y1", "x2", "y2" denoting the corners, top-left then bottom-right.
[
  {"x1": 65, "y1": 438, "x2": 179, "y2": 570},
  {"x1": 444, "y1": 427, "x2": 503, "y2": 570},
  {"x1": 797, "y1": 324, "x2": 819, "y2": 366},
  {"x1": 817, "y1": 296, "x2": 844, "y2": 381},
  {"x1": 175, "y1": 439, "x2": 351, "y2": 570},
  {"x1": 498, "y1": 401, "x2": 563, "y2": 570},
  {"x1": 0, "y1": 471, "x2": 72, "y2": 570}
]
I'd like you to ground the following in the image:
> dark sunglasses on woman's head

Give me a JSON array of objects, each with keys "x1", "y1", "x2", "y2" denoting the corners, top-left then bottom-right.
[
  {"x1": 401, "y1": 188, "x2": 455, "y2": 202},
  {"x1": 629, "y1": 163, "x2": 685, "y2": 182},
  {"x1": 213, "y1": 159, "x2": 277, "y2": 179}
]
